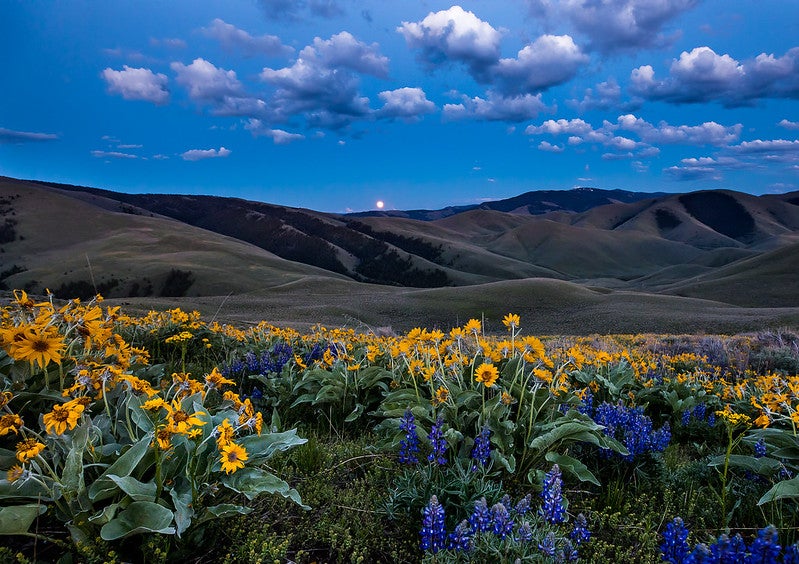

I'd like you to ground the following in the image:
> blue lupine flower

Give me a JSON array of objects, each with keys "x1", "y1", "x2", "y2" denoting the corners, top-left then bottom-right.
[
  {"x1": 681, "y1": 409, "x2": 692, "y2": 426},
  {"x1": 514, "y1": 494, "x2": 532, "y2": 516},
  {"x1": 754, "y1": 438, "x2": 767, "y2": 458},
  {"x1": 538, "y1": 532, "x2": 557, "y2": 557},
  {"x1": 578, "y1": 390, "x2": 594, "y2": 416},
  {"x1": 491, "y1": 502, "x2": 514, "y2": 539},
  {"x1": 707, "y1": 413, "x2": 716, "y2": 426},
  {"x1": 427, "y1": 416, "x2": 448, "y2": 466},
  {"x1": 784, "y1": 543, "x2": 799, "y2": 564},
  {"x1": 687, "y1": 543, "x2": 713, "y2": 564},
  {"x1": 709, "y1": 533, "x2": 747, "y2": 563},
  {"x1": 249, "y1": 387, "x2": 263, "y2": 400},
  {"x1": 540, "y1": 464, "x2": 566, "y2": 524},
  {"x1": 516, "y1": 521, "x2": 533, "y2": 543},
  {"x1": 448, "y1": 520, "x2": 472, "y2": 552},
  {"x1": 420, "y1": 495, "x2": 447, "y2": 553},
  {"x1": 469, "y1": 497, "x2": 492, "y2": 533},
  {"x1": 398, "y1": 410, "x2": 419, "y2": 465},
  {"x1": 562, "y1": 539, "x2": 580, "y2": 562},
  {"x1": 747, "y1": 525, "x2": 781, "y2": 564},
  {"x1": 660, "y1": 517, "x2": 690, "y2": 564},
  {"x1": 571, "y1": 513, "x2": 591, "y2": 545},
  {"x1": 692, "y1": 403, "x2": 707, "y2": 421},
  {"x1": 470, "y1": 426, "x2": 491, "y2": 470},
  {"x1": 594, "y1": 401, "x2": 670, "y2": 460}
]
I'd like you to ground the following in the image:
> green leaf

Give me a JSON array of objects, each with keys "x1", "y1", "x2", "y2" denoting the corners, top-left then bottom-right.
[
  {"x1": 709, "y1": 454, "x2": 782, "y2": 475},
  {"x1": 545, "y1": 452, "x2": 600, "y2": 486},
  {"x1": 759, "y1": 477, "x2": 799, "y2": 505},
  {"x1": 87, "y1": 503, "x2": 119, "y2": 525},
  {"x1": 100, "y1": 501, "x2": 175, "y2": 540},
  {"x1": 0, "y1": 504, "x2": 47, "y2": 535},
  {"x1": 169, "y1": 478, "x2": 194, "y2": 537},
  {"x1": 89, "y1": 435, "x2": 153, "y2": 501},
  {"x1": 344, "y1": 403, "x2": 364, "y2": 423},
  {"x1": 530, "y1": 421, "x2": 601, "y2": 452},
  {"x1": 62, "y1": 421, "x2": 90, "y2": 495},
  {"x1": 221, "y1": 467, "x2": 308, "y2": 508},
  {"x1": 240, "y1": 429, "x2": 307, "y2": 464},
  {"x1": 204, "y1": 504, "x2": 252, "y2": 519},
  {"x1": 107, "y1": 475, "x2": 158, "y2": 502}
]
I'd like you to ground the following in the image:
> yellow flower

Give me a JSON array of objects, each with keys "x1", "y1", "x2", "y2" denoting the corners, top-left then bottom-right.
[
  {"x1": 500, "y1": 391, "x2": 515, "y2": 405},
  {"x1": 464, "y1": 319, "x2": 482, "y2": 335},
  {"x1": 16, "y1": 438, "x2": 45, "y2": 463},
  {"x1": 0, "y1": 413, "x2": 23, "y2": 436},
  {"x1": 165, "y1": 331, "x2": 193, "y2": 344},
  {"x1": 220, "y1": 442, "x2": 248, "y2": 474},
  {"x1": 168, "y1": 400, "x2": 206, "y2": 434},
  {"x1": 142, "y1": 398, "x2": 169, "y2": 412},
  {"x1": 432, "y1": 386, "x2": 449, "y2": 406},
  {"x1": 43, "y1": 402, "x2": 85, "y2": 435},
  {"x1": 216, "y1": 418, "x2": 236, "y2": 448},
  {"x1": 204, "y1": 367, "x2": 235, "y2": 390},
  {"x1": 155, "y1": 426, "x2": 174, "y2": 450},
  {"x1": 8, "y1": 326, "x2": 65, "y2": 369},
  {"x1": 7, "y1": 465, "x2": 24, "y2": 483},
  {"x1": 475, "y1": 363, "x2": 499, "y2": 388},
  {"x1": 119, "y1": 375, "x2": 158, "y2": 397},
  {"x1": 753, "y1": 413, "x2": 771, "y2": 428},
  {"x1": 0, "y1": 391, "x2": 13, "y2": 409},
  {"x1": 294, "y1": 355, "x2": 307, "y2": 370},
  {"x1": 502, "y1": 313, "x2": 520, "y2": 330}
]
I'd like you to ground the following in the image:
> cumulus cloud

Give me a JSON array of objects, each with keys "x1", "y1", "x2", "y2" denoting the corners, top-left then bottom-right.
[
  {"x1": 259, "y1": 32, "x2": 389, "y2": 128},
  {"x1": 171, "y1": 58, "x2": 243, "y2": 102},
  {"x1": 730, "y1": 139, "x2": 799, "y2": 154},
  {"x1": 492, "y1": 35, "x2": 587, "y2": 95},
  {"x1": 443, "y1": 91, "x2": 551, "y2": 122},
  {"x1": 663, "y1": 155, "x2": 750, "y2": 181},
  {"x1": 538, "y1": 141, "x2": 564, "y2": 152},
  {"x1": 614, "y1": 114, "x2": 741, "y2": 145},
  {"x1": 101, "y1": 66, "x2": 169, "y2": 105},
  {"x1": 398, "y1": 6, "x2": 501, "y2": 79},
  {"x1": 569, "y1": 77, "x2": 641, "y2": 112},
  {"x1": 245, "y1": 119, "x2": 306, "y2": 144},
  {"x1": 399, "y1": 7, "x2": 587, "y2": 96},
  {"x1": 631, "y1": 46, "x2": 799, "y2": 106},
  {"x1": 0, "y1": 127, "x2": 58, "y2": 143},
  {"x1": 180, "y1": 147, "x2": 232, "y2": 161},
  {"x1": 200, "y1": 19, "x2": 293, "y2": 57},
  {"x1": 377, "y1": 87, "x2": 436, "y2": 120},
  {"x1": 526, "y1": 0, "x2": 698, "y2": 53},
  {"x1": 257, "y1": 0, "x2": 346, "y2": 21},
  {"x1": 779, "y1": 119, "x2": 799, "y2": 130},
  {"x1": 90, "y1": 150, "x2": 137, "y2": 159}
]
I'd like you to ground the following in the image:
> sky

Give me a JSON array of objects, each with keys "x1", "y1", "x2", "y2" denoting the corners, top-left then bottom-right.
[{"x1": 2, "y1": 1, "x2": 799, "y2": 213}]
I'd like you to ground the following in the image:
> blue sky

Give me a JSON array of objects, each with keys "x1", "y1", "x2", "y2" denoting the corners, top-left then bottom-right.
[{"x1": 2, "y1": 1, "x2": 799, "y2": 212}]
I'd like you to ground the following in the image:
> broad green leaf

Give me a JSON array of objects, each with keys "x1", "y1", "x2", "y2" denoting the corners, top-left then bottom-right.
[
  {"x1": 62, "y1": 421, "x2": 90, "y2": 495},
  {"x1": 100, "y1": 501, "x2": 175, "y2": 540},
  {"x1": 545, "y1": 452, "x2": 600, "y2": 486},
  {"x1": 107, "y1": 475, "x2": 158, "y2": 502},
  {"x1": 530, "y1": 421, "x2": 601, "y2": 452},
  {"x1": 0, "y1": 504, "x2": 46, "y2": 535},
  {"x1": 221, "y1": 467, "x2": 308, "y2": 508},
  {"x1": 0, "y1": 477, "x2": 56, "y2": 500},
  {"x1": 240, "y1": 429, "x2": 307, "y2": 463},
  {"x1": 169, "y1": 478, "x2": 194, "y2": 537},
  {"x1": 759, "y1": 477, "x2": 799, "y2": 505},
  {"x1": 708, "y1": 455, "x2": 782, "y2": 475},
  {"x1": 89, "y1": 434, "x2": 152, "y2": 501},
  {"x1": 88, "y1": 503, "x2": 119, "y2": 525},
  {"x1": 344, "y1": 403, "x2": 364, "y2": 423}
]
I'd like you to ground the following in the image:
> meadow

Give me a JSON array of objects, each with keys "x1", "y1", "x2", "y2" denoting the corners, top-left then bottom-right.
[{"x1": 2, "y1": 290, "x2": 799, "y2": 563}]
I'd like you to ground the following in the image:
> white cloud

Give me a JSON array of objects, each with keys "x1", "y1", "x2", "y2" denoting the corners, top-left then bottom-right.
[
  {"x1": 614, "y1": 114, "x2": 741, "y2": 145},
  {"x1": 0, "y1": 127, "x2": 58, "y2": 143},
  {"x1": 778, "y1": 119, "x2": 799, "y2": 130},
  {"x1": 538, "y1": 141, "x2": 564, "y2": 152},
  {"x1": 200, "y1": 19, "x2": 293, "y2": 57},
  {"x1": 525, "y1": 118, "x2": 593, "y2": 136},
  {"x1": 259, "y1": 32, "x2": 389, "y2": 129},
  {"x1": 443, "y1": 91, "x2": 550, "y2": 122},
  {"x1": 245, "y1": 119, "x2": 305, "y2": 144},
  {"x1": 171, "y1": 58, "x2": 243, "y2": 102},
  {"x1": 569, "y1": 77, "x2": 640, "y2": 112},
  {"x1": 731, "y1": 139, "x2": 799, "y2": 154},
  {"x1": 180, "y1": 146, "x2": 232, "y2": 161},
  {"x1": 526, "y1": 0, "x2": 698, "y2": 53},
  {"x1": 631, "y1": 46, "x2": 799, "y2": 106},
  {"x1": 492, "y1": 35, "x2": 587, "y2": 95},
  {"x1": 91, "y1": 150, "x2": 137, "y2": 159},
  {"x1": 101, "y1": 65, "x2": 169, "y2": 105},
  {"x1": 377, "y1": 87, "x2": 436, "y2": 119},
  {"x1": 149, "y1": 37, "x2": 187, "y2": 49},
  {"x1": 398, "y1": 6, "x2": 501, "y2": 78}
]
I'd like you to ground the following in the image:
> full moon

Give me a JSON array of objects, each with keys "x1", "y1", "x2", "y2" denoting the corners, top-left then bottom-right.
[{"x1": 376, "y1": 200, "x2": 384, "y2": 209}]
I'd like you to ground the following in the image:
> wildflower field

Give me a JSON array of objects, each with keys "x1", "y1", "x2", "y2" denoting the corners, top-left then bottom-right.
[{"x1": 2, "y1": 291, "x2": 799, "y2": 563}]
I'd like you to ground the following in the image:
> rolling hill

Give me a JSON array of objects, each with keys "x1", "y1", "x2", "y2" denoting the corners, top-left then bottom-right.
[{"x1": 3, "y1": 175, "x2": 799, "y2": 333}]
